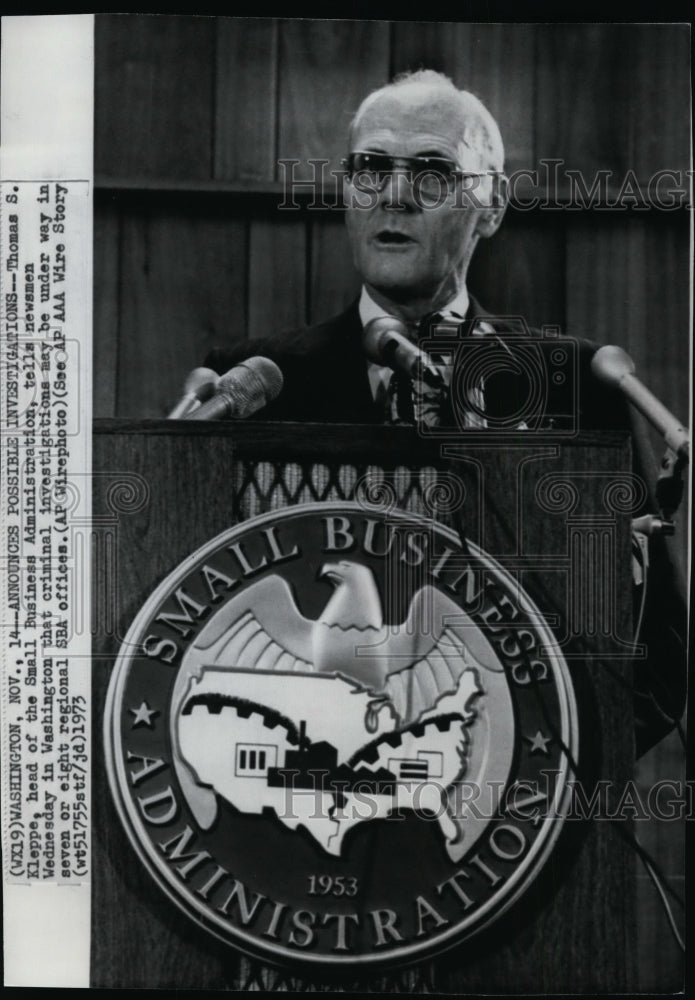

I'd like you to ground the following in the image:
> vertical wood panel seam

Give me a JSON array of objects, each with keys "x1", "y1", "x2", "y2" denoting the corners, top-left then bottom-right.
[
  {"x1": 305, "y1": 214, "x2": 312, "y2": 326},
  {"x1": 531, "y1": 24, "x2": 539, "y2": 174},
  {"x1": 243, "y1": 217, "x2": 251, "y2": 342},
  {"x1": 270, "y1": 19, "x2": 280, "y2": 182},
  {"x1": 387, "y1": 19, "x2": 396, "y2": 82},
  {"x1": 210, "y1": 16, "x2": 219, "y2": 181},
  {"x1": 114, "y1": 202, "x2": 124, "y2": 417},
  {"x1": 272, "y1": 18, "x2": 282, "y2": 183}
]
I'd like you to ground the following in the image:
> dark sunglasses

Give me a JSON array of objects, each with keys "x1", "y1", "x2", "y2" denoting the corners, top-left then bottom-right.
[{"x1": 342, "y1": 151, "x2": 490, "y2": 192}]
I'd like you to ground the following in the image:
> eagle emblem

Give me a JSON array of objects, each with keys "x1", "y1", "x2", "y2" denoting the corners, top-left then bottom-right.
[{"x1": 170, "y1": 560, "x2": 514, "y2": 858}]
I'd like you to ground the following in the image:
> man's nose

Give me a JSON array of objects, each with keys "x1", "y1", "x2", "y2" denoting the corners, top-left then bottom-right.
[{"x1": 378, "y1": 168, "x2": 420, "y2": 212}]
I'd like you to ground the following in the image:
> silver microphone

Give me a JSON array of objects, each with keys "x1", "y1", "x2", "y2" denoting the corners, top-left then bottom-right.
[
  {"x1": 591, "y1": 345, "x2": 689, "y2": 460},
  {"x1": 167, "y1": 367, "x2": 219, "y2": 418},
  {"x1": 362, "y1": 317, "x2": 445, "y2": 389},
  {"x1": 190, "y1": 356, "x2": 283, "y2": 421}
]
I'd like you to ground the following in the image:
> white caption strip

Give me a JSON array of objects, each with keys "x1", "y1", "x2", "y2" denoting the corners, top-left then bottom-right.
[{"x1": 1, "y1": 15, "x2": 93, "y2": 987}]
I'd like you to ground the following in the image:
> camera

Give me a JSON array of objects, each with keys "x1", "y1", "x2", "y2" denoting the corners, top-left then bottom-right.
[{"x1": 417, "y1": 317, "x2": 580, "y2": 441}]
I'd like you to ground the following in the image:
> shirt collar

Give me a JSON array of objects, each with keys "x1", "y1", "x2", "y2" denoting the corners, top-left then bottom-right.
[{"x1": 358, "y1": 285, "x2": 470, "y2": 333}]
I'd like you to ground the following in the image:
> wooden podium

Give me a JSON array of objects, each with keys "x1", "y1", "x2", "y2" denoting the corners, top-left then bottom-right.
[{"x1": 91, "y1": 420, "x2": 637, "y2": 992}]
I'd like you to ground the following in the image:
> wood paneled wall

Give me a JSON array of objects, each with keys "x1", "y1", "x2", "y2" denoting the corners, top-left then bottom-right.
[{"x1": 94, "y1": 17, "x2": 690, "y2": 424}]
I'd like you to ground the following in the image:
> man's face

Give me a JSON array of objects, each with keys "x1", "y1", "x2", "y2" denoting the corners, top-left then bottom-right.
[{"x1": 344, "y1": 83, "x2": 502, "y2": 309}]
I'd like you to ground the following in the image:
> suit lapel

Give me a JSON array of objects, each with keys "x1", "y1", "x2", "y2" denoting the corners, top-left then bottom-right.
[{"x1": 325, "y1": 300, "x2": 381, "y2": 423}]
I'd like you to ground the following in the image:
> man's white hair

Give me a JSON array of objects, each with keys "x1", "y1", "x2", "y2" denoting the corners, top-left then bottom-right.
[{"x1": 349, "y1": 69, "x2": 505, "y2": 173}]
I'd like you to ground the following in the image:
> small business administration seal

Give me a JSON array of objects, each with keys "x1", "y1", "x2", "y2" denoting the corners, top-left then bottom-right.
[{"x1": 105, "y1": 502, "x2": 578, "y2": 969}]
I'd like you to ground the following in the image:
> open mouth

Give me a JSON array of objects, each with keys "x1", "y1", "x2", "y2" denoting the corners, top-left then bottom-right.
[{"x1": 375, "y1": 231, "x2": 415, "y2": 245}]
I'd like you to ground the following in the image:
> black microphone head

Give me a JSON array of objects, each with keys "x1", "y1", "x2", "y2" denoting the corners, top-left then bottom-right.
[
  {"x1": 217, "y1": 356, "x2": 284, "y2": 418},
  {"x1": 362, "y1": 316, "x2": 409, "y2": 364},
  {"x1": 590, "y1": 345, "x2": 636, "y2": 387}
]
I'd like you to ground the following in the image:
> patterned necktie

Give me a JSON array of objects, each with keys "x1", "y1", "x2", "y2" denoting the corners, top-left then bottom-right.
[
  {"x1": 382, "y1": 312, "x2": 449, "y2": 426},
  {"x1": 383, "y1": 311, "x2": 485, "y2": 428},
  {"x1": 378, "y1": 311, "x2": 490, "y2": 428},
  {"x1": 410, "y1": 311, "x2": 452, "y2": 428}
]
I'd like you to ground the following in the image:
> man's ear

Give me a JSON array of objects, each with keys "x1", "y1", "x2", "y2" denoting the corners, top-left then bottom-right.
[{"x1": 474, "y1": 174, "x2": 508, "y2": 239}]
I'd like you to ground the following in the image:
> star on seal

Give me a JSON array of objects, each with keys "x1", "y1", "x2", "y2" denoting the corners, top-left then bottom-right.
[
  {"x1": 525, "y1": 729, "x2": 551, "y2": 755},
  {"x1": 129, "y1": 701, "x2": 158, "y2": 728}
]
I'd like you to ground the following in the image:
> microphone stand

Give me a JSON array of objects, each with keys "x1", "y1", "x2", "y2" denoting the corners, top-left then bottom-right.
[
  {"x1": 656, "y1": 447, "x2": 687, "y2": 522},
  {"x1": 631, "y1": 444, "x2": 689, "y2": 536},
  {"x1": 628, "y1": 410, "x2": 688, "y2": 642}
]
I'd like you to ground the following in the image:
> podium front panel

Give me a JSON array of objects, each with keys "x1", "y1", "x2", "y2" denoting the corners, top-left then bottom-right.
[{"x1": 91, "y1": 421, "x2": 635, "y2": 992}]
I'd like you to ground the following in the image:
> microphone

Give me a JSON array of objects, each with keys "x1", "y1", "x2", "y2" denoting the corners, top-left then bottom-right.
[
  {"x1": 591, "y1": 345, "x2": 689, "y2": 460},
  {"x1": 362, "y1": 317, "x2": 445, "y2": 389},
  {"x1": 167, "y1": 367, "x2": 219, "y2": 418},
  {"x1": 190, "y1": 356, "x2": 283, "y2": 421}
]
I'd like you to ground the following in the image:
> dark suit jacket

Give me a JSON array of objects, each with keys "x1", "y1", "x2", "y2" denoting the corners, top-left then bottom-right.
[
  {"x1": 205, "y1": 298, "x2": 686, "y2": 754},
  {"x1": 206, "y1": 297, "x2": 629, "y2": 431},
  {"x1": 207, "y1": 299, "x2": 378, "y2": 423}
]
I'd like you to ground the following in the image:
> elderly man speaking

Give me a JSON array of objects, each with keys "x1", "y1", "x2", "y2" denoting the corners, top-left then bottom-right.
[
  {"x1": 206, "y1": 69, "x2": 621, "y2": 433},
  {"x1": 343, "y1": 70, "x2": 506, "y2": 326}
]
